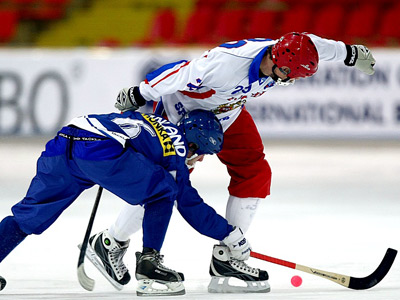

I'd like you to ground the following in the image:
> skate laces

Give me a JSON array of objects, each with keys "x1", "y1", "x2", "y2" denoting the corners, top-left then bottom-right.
[
  {"x1": 230, "y1": 259, "x2": 259, "y2": 276},
  {"x1": 154, "y1": 253, "x2": 171, "y2": 270},
  {"x1": 109, "y1": 243, "x2": 128, "y2": 277}
]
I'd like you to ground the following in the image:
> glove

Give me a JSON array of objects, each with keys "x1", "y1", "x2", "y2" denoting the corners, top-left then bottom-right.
[
  {"x1": 344, "y1": 45, "x2": 376, "y2": 75},
  {"x1": 115, "y1": 86, "x2": 146, "y2": 112},
  {"x1": 222, "y1": 227, "x2": 251, "y2": 260}
]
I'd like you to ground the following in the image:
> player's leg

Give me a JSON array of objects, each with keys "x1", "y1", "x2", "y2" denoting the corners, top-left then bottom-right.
[
  {"x1": 225, "y1": 196, "x2": 260, "y2": 233},
  {"x1": 135, "y1": 193, "x2": 185, "y2": 296},
  {"x1": 114, "y1": 151, "x2": 184, "y2": 295},
  {"x1": 109, "y1": 203, "x2": 144, "y2": 242},
  {"x1": 84, "y1": 204, "x2": 144, "y2": 289},
  {"x1": 0, "y1": 135, "x2": 91, "y2": 264},
  {"x1": 218, "y1": 107, "x2": 271, "y2": 231},
  {"x1": 0, "y1": 216, "x2": 27, "y2": 263},
  {"x1": 209, "y1": 108, "x2": 271, "y2": 293},
  {"x1": 78, "y1": 147, "x2": 184, "y2": 294}
]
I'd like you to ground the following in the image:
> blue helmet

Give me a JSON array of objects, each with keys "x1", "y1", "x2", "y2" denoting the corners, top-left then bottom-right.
[{"x1": 177, "y1": 110, "x2": 223, "y2": 155}]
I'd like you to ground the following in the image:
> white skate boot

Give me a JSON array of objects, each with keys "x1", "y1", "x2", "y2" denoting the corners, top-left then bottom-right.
[
  {"x1": 135, "y1": 249, "x2": 185, "y2": 296},
  {"x1": 208, "y1": 245, "x2": 270, "y2": 293},
  {"x1": 80, "y1": 229, "x2": 130, "y2": 290}
]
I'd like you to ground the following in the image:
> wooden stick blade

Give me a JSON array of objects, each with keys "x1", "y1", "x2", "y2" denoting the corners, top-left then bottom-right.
[{"x1": 77, "y1": 264, "x2": 95, "y2": 291}]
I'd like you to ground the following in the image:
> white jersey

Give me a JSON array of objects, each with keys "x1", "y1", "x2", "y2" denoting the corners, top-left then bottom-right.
[{"x1": 139, "y1": 34, "x2": 347, "y2": 131}]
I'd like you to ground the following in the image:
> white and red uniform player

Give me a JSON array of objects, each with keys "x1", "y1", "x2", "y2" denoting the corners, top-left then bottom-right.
[{"x1": 95, "y1": 33, "x2": 376, "y2": 293}]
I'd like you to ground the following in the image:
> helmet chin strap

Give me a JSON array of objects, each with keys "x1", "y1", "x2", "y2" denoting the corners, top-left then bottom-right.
[{"x1": 271, "y1": 64, "x2": 296, "y2": 86}]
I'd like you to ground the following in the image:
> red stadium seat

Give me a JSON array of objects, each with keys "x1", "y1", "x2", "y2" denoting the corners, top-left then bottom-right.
[
  {"x1": 0, "y1": 10, "x2": 18, "y2": 43},
  {"x1": 246, "y1": 9, "x2": 279, "y2": 39},
  {"x1": 377, "y1": 4, "x2": 400, "y2": 45},
  {"x1": 343, "y1": 4, "x2": 380, "y2": 42},
  {"x1": 150, "y1": 9, "x2": 176, "y2": 43},
  {"x1": 311, "y1": 4, "x2": 346, "y2": 40},
  {"x1": 278, "y1": 5, "x2": 313, "y2": 36},
  {"x1": 16, "y1": 0, "x2": 69, "y2": 20},
  {"x1": 137, "y1": 9, "x2": 177, "y2": 46},
  {"x1": 178, "y1": 7, "x2": 217, "y2": 45},
  {"x1": 211, "y1": 8, "x2": 247, "y2": 43}
]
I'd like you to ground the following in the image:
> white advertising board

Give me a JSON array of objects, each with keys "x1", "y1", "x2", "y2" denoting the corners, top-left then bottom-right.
[{"x1": 0, "y1": 47, "x2": 399, "y2": 139}]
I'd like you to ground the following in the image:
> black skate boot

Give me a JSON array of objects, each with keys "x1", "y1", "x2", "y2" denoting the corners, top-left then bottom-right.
[
  {"x1": 80, "y1": 229, "x2": 130, "y2": 290},
  {"x1": 135, "y1": 248, "x2": 185, "y2": 296},
  {"x1": 0, "y1": 276, "x2": 6, "y2": 291},
  {"x1": 208, "y1": 245, "x2": 270, "y2": 293}
]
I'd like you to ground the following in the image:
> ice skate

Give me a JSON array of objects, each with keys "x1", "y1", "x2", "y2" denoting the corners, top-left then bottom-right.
[
  {"x1": 135, "y1": 249, "x2": 185, "y2": 296},
  {"x1": 208, "y1": 245, "x2": 270, "y2": 293},
  {"x1": 79, "y1": 229, "x2": 130, "y2": 290}
]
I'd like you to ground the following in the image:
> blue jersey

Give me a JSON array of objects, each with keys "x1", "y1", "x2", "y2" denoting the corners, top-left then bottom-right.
[
  {"x1": 67, "y1": 111, "x2": 233, "y2": 241},
  {"x1": 70, "y1": 111, "x2": 186, "y2": 173},
  {"x1": 2, "y1": 111, "x2": 232, "y2": 261}
]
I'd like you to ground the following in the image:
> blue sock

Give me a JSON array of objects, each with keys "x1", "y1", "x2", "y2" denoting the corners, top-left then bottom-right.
[{"x1": 0, "y1": 216, "x2": 28, "y2": 263}]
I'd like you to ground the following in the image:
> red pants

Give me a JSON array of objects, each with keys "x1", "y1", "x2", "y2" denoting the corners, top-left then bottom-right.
[{"x1": 217, "y1": 108, "x2": 272, "y2": 198}]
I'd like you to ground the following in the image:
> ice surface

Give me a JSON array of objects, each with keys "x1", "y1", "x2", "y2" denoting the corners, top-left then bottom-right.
[{"x1": 0, "y1": 138, "x2": 399, "y2": 299}]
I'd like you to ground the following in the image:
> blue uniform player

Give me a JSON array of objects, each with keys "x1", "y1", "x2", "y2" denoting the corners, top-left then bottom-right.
[{"x1": 0, "y1": 109, "x2": 253, "y2": 296}]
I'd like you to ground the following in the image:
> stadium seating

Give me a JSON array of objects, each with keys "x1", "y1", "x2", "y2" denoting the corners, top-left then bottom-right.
[
  {"x1": 211, "y1": 8, "x2": 248, "y2": 43},
  {"x1": 311, "y1": 4, "x2": 346, "y2": 40},
  {"x1": 246, "y1": 9, "x2": 279, "y2": 39},
  {"x1": 176, "y1": 6, "x2": 217, "y2": 45},
  {"x1": 376, "y1": 3, "x2": 400, "y2": 46},
  {"x1": 343, "y1": 3, "x2": 380, "y2": 43},
  {"x1": 278, "y1": 5, "x2": 313, "y2": 36},
  {"x1": 138, "y1": 9, "x2": 177, "y2": 46},
  {"x1": 15, "y1": 0, "x2": 70, "y2": 20},
  {"x1": 2, "y1": 0, "x2": 400, "y2": 47},
  {"x1": 0, "y1": 9, "x2": 18, "y2": 43}
]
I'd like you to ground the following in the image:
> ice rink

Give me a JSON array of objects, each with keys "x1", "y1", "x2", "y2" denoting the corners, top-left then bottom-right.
[{"x1": 0, "y1": 137, "x2": 399, "y2": 299}]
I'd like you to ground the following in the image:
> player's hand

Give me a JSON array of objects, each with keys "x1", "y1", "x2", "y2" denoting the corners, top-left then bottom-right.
[
  {"x1": 345, "y1": 45, "x2": 376, "y2": 75},
  {"x1": 222, "y1": 227, "x2": 251, "y2": 260},
  {"x1": 185, "y1": 153, "x2": 205, "y2": 172},
  {"x1": 115, "y1": 87, "x2": 140, "y2": 112}
]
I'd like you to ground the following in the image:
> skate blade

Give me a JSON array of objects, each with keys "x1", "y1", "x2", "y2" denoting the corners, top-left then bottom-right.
[
  {"x1": 136, "y1": 279, "x2": 185, "y2": 296},
  {"x1": 208, "y1": 276, "x2": 270, "y2": 293},
  {"x1": 77, "y1": 244, "x2": 124, "y2": 291}
]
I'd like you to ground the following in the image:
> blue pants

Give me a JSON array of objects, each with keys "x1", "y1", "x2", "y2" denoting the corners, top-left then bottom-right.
[{"x1": 9, "y1": 126, "x2": 177, "y2": 252}]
